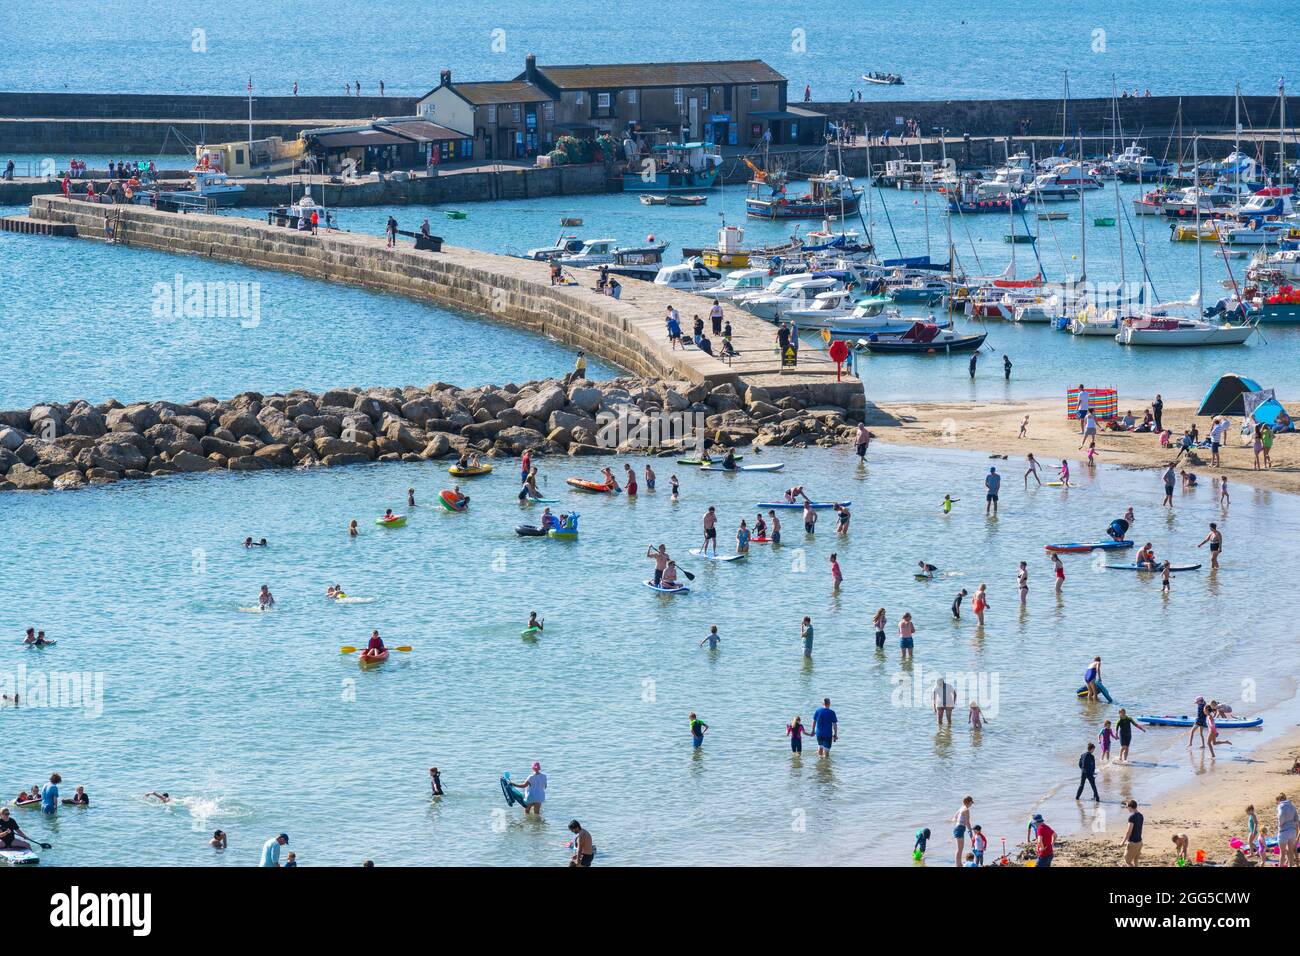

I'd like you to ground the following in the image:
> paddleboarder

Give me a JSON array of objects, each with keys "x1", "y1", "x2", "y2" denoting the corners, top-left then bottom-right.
[
  {"x1": 701, "y1": 506, "x2": 718, "y2": 555},
  {"x1": 645, "y1": 544, "x2": 672, "y2": 587}
]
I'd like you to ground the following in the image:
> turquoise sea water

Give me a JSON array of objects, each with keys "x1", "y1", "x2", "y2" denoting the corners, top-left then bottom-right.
[
  {"x1": 4, "y1": 442, "x2": 1296, "y2": 866},
  {"x1": 0, "y1": 0, "x2": 1294, "y2": 99}
]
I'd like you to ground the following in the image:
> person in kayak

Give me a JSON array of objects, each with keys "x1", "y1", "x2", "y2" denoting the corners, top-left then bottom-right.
[
  {"x1": 258, "y1": 585, "x2": 275, "y2": 610},
  {"x1": 526, "y1": 612, "x2": 544, "y2": 633},
  {"x1": 0, "y1": 808, "x2": 35, "y2": 853},
  {"x1": 1106, "y1": 517, "x2": 1130, "y2": 542},
  {"x1": 363, "y1": 629, "x2": 387, "y2": 659},
  {"x1": 646, "y1": 544, "x2": 672, "y2": 586}
]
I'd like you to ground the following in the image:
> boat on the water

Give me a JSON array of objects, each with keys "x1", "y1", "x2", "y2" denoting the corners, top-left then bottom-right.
[
  {"x1": 622, "y1": 140, "x2": 721, "y2": 193},
  {"x1": 862, "y1": 71, "x2": 904, "y2": 85},
  {"x1": 1114, "y1": 314, "x2": 1254, "y2": 346},
  {"x1": 746, "y1": 167, "x2": 861, "y2": 220},
  {"x1": 859, "y1": 321, "x2": 987, "y2": 354}
]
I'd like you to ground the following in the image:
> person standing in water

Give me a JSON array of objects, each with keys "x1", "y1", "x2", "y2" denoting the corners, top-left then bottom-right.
[
  {"x1": 701, "y1": 506, "x2": 718, "y2": 555},
  {"x1": 258, "y1": 585, "x2": 275, "y2": 610},
  {"x1": 1052, "y1": 553, "x2": 1065, "y2": 593},
  {"x1": 829, "y1": 553, "x2": 843, "y2": 591},
  {"x1": 872, "y1": 608, "x2": 887, "y2": 650},
  {"x1": 644, "y1": 464, "x2": 656, "y2": 491},
  {"x1": 1017, "y1": 561, "x2": 1029, "y2": 604},
  {"x1": 1002, "y1": 354, "x2": 1012, "y2": 381},
  {"x1": 800, "y1": 616, "x2": 814, "y2": 658},
  {"x1": 689, "y1": 712, "x2": 708, "y2": 749},
  {"x1": 1197, "y1": 522, "x2": 1223, "y2": 570},
  {"x1": 1024, "y1": 453, "x2": 1041, "y2": 488},
  {"x1": 811, "y1": 697, "x2": 838, "y2": 756},
  {"x1": 768, "y1": 510, "x2": 781, "y2": 545},
  {"x1": 700, "y1": 625, "x2": 721, "y2": 650},
  {"x1": 951, "y1": 796, "x2": 974, "y2": 867},
  {"x1": 899, "y1": 612, "x2": 915, "y2": 660},
  {"x1": 1162, "y1": 462, "x2": 1176, "y2": 508},
  {"x1": 1075, "y1": 742, "x2": 1100, "y2": 801},
  {"x1": 985, "y1": 466, "x2": 1001, "y2": 516},
  {"x1": 1115, "y1": 708, "x2": 1145, "y2": 763},
  {"x1": 854, "y1": 423, "x2": 874, "y2": 462},
  {"x1": 972, "y1": 584, "x2": 989, "y2": 626},
  {"x1": 803, "y1": 500, "x2": 817, "y2": 535}
]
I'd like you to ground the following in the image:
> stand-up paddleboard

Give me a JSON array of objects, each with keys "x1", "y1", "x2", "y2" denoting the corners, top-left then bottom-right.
[
  {"x1": 757, "y1": 501, "x2": 850, "y2": 510},
  {"x1": 687, "y1": 549, "x2": 746, "y2": 562},
  {"x1": 375, "y1": 514, "x2": 407, "y2": 528},
  {"x1": 1138, "y1": 714, "x2": 1263, "y2": 729},
  {"x1": 678, "y1": 455, "x2": 743, "y2": 466},
  {"x1": 0, "y1": 848, "x2": 39, "y2": 865},
  {"x1": 521, "y1": 497, "x2": 558, "y2": 504},
  {"x1": 1045, "y1": 541, "x2": 1132, "y2": 553},
  {"x1": 331, "y1": 596, "x2": 375, "y2": 604},
  {"x1": 699, "y1": 463, "x2": 785, "y2": 473},
  {"x1": 438, "y1": 490, "x2": 468, "y2": 512},
  {"x1": 1042, "y1": 481, "x2": 1075, "y2": 488},
  {"x1": 644, "y1": 580, "x2": 690, "y2": 595},
  {"x1": 500, "y1": 774, "x2": 528, "y2": 807},
  {"x1": 1107, "y1": 563, "x2": 1202, "y2": 572},
  {"x1": 1076, "y1": 682, "x2": 1115, "y2": 703}
]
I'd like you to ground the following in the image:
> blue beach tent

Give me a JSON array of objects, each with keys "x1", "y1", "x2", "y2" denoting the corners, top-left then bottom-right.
[{"x1": 1197, "y1": 374, "x2": 1288, "y2": 426}]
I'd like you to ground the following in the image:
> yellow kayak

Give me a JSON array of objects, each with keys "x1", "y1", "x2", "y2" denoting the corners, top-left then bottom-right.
[{"x1": 449, "y1": 464, "x2": 493, "y2": 477}]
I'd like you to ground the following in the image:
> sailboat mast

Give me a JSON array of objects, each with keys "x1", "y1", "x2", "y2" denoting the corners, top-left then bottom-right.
[
  {"x1": 1194, "y1": 135, "x2": 1203, "y2": 306},
  {"x1": 1078, "y1": 131, "x2": 1086, "y2": 283},
  {"x1": 1280, "y1": 77, "x2": 1287, "y2": 186}
]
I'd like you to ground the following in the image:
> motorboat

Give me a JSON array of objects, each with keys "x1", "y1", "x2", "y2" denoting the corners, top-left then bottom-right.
[
  {"x1": 1133, "y1": 187, "x2": 1176, "y2": 216},
  {"x1": 1027, "y1": 162, "x2": 1101, "y2": 201},
  {"x1": 1197, "y1": 148, "x2": 1266, "y2": 189},
  {"x1": 862, "y1": 71, "x2": 904, "y2": 85},
  {"x1": 1162, "y1": 182, "x2": 1248, "y2": 218},
  {"x1": 858, "y1": 321, "x2": 987, "y2": 353},
  {"x1": 874, "y1": 159, "x2": 948, "y2": 191},
  {"x1": 584, "y1": 244, "x2": 669, "y2": 281},
  {"x1": 1112, "y1": 142, "x2": 1176, "y2": 182},
  {"x1": 651, "y1": 259, "x2": 723, "y2": 292},
  {"x1": 746, "y1": 168, "x2": 862, "y2": 219},
  {"x1": 738, "y1": 275, "x2": 844, "y2": 321},
  {"x1": 622, "y1": 140, "x2": 721, "y2": 193},
  {"x1": 524, "y1": 232, "x2": 589, "y2": 261},
  {"x1": 947, "y1": 177, "x2": 1027, "y2": 214},
  {"x1": 699, "y1": 267, "x2": 773, "y2": 300},
  {"x1": 559, "y1": 238, "x2": 667, "y2": 268},
  {"x1": 1114, "y1": 313, "x2": 1254, "y2": 346},
  {"x1": 157, "y1": 169, "x2": 245, "y2": 209}
]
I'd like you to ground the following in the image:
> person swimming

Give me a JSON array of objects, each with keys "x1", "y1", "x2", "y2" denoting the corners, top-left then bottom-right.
[{"x1": 145, "y1": 791, "x2": 172, "y2": 803}]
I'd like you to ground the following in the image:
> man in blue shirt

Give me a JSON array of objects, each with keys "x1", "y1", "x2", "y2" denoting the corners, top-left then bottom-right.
[
  {"x1": 811, "y1": 698, "x2": 838, "y2": 756},
  {"x1": 260, "y1": 832, "x2": 289, "y2": 867},
  {"x1": 40, "y1": 773, "x2": 61, "y2": 813},
  {"x1": 985, "y1": 467, "x2": 1001, "y2": 516}
]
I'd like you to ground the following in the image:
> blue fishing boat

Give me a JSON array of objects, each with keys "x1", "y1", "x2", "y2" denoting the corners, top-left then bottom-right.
[{"x1": 622, "y1": 142, "x2": 721, "y2": 193}]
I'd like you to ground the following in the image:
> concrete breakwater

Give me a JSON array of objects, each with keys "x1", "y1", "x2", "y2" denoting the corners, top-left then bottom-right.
[
  {"x1": 26, "y1": 196, "x2": 860, "y2": 404},
  {"x1": 0, "y1": 375, "x2": 862, "y2": 492}
]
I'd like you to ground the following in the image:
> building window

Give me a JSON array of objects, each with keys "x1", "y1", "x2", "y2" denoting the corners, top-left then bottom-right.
[
  {"x1": 750, "y1": 85, "x2": 759, "y2": 101},
  {"x1": 701, "y1": 88, "x2": 709, "y2": 110},
  {"x1": 512, "y1": 104, "x2": 521, "y2": 123},
  {"x1": 674, "y1": 87, "x2": 683, "y2": 106},
  {"x1": 597, "y1": 92, "x2": 611, "y2": 109},
  {"x1": 486, "y1": 105, "x2": 497, "y2": 124},
  {"x1": 628, "y1": 88, "x2": 637, "y2": 104},
  {"x1": 543, "y1": 101, "x2": 554, "y2": 121},
  {"x1": 575, "y1": 91, "x2": 584, "y2": 105}
]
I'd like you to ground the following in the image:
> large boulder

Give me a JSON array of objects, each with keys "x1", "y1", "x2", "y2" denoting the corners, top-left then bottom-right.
[
  {"x1": 494, "y1": 426, "x2": 547, "y2": 453},
  {"x1": 168, "y1": 450, "x2": 217, "y2": 472},
  {"x1": 93, "y1": 437, "x2": 149, "y2": 472},
  {"x1": 514, "y1": 385, "x2": 567, "y2": 421},
  {"x1": 0, "y1": 426, "x2": 26, "y2": 451},
  {"x1": 4, "y1": 463, "x2": 53, "y2": 490},
  {"x1": 253, "y1": 443, "x2": 295, "y2": 467},
  {"x1": 106, "y1": 403, "x2": 160, "y2": 432},
  {"x1": 64, "y1": 408, "x2": 108, "y2": 437},
  {"x1": 313, "y1": 436, "x2": 373, "y2": 460},
  {"x1": 420, "y1": 433, "x2": 454, "y2": 459},
  {"x1": 218, "y1": 410, "x2": 263, "y2": 439},
  {"x1": 145, "y1": 423, "x2": 203, "y2": 457}
]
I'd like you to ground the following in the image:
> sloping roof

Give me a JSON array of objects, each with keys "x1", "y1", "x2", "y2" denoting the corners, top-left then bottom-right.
[
  {"x1": 448, "y1": 81, "x2": 553, "y2": 106},
  {"x1": 525, "y1": 60, "x2": 785, "y2": 90},
  {"x1": 382, "y1": 119, "x2": 468, "y2": 142},
  {"x1": 308, "y1": 128, "x2": 409, "y2": 149}
]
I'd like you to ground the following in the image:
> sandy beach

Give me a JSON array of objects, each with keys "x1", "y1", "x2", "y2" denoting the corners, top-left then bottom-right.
[
  {"x1": 869, "y1": 396, "x2": 1300, "y2": 866},
  {"x1": 867, "y1": 398, "x2": 1300, "y2": 496}
]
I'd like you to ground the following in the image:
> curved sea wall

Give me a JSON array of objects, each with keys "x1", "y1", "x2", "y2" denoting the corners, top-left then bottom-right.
[{"x1": 3, "y1": 196, "x2": 863, "y2": 492}]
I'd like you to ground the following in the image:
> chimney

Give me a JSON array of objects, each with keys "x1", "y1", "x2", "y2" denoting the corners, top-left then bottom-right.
[
  {"x1": 439, "y1": 69, "x2": 451, "y2": 87},
  {"x1": 525, "y1": 53, "x2": 538, "y2": 84}
]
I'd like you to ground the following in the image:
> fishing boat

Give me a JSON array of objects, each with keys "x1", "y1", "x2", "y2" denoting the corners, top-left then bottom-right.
[
  {"x1": 859, "y1": 321, "x2": 986, "y2": 353},
  {"x1": 1038, "y1": 210, "x2": 1069, "y2": 221},
  {"x1": 582, "y1": 244, "x2": 668, "y2": 281},
  {"x1": 948, "y1": 178, "x2": 1028, "y2": 214},
  {"x1": 746, "y1": 168, "x2": 862, "y2": 220},
  {"x1": 862, "y1": 71, "x2": 904, "y2": 85},
  {"x1": 622, "y1": 141, "x2": 722, "y2": 193},
  {"x1": 875, "y1": 159, "x2": 947, "y2": 191},
  {"x1": 1133, "y1": 187, "x2": 1176, "y2": 216}
]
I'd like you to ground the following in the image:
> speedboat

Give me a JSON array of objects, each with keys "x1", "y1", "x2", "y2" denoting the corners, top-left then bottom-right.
[
  {"x1": 1162, "y1": 182, "x2": 1248, "y2": 218},
  {"x1": 738, "y1": 275, "x2": 843, "y2": 321},
  {"x1": 651, "y1": 260, "x2": 723, "y2": 292},
  {"x1": 859, "y1": 321, "x2": 987, "y2": 353},
  {"x1": 1115, "y1": 313, "x2": 1254, "y2": 346},
  {"x1": 1112, "y1": 142, "x2": 1176, "y2": 182},
  {"x1": 1217, "y1": 219, "x2": 1300, "y2": 247},
  {"x1": 699, "y1": 267, "x2": 772, "y2": 300},
  {"x1": 158, "y1": 169, "x2": 245, "y2": 209},
  {"x1": 559, "y1": 238, "x2": 667, "y2": 268},
  {"x1": 585, "y1": 244, "x2": 668, "y2": 281},
  {"x1": 862, "y1": 71, "x2": 904, "y2": 85},
  {"x1": 524, "y1": 232, "x2": 588, "y2": 261},
  {"x1": 1027, "y1": 162, "x2": 1101, "y2": 201},
  {"x1": 1229, "y1": 187, "x2": 1295, "y2": 222}
]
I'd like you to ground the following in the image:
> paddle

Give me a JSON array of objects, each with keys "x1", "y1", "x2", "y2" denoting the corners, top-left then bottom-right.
[{"x1": 339, "y1": 645, "x2": 413, "y2": 654}]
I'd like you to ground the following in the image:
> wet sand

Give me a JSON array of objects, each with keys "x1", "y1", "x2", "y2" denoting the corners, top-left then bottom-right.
[{"x1": 867, "y1": 398, "x2": 1299, "y2": 496}]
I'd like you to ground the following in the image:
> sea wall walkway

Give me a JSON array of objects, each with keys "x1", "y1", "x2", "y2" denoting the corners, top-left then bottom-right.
[{"x1": 24, "y1": 195, "x2": 863, "y2": 412}]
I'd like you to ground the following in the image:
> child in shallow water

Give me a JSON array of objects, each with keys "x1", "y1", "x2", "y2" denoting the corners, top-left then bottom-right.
[{"x1": 1098, "y1": 720, "x2": 1115, "y2": 762}]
